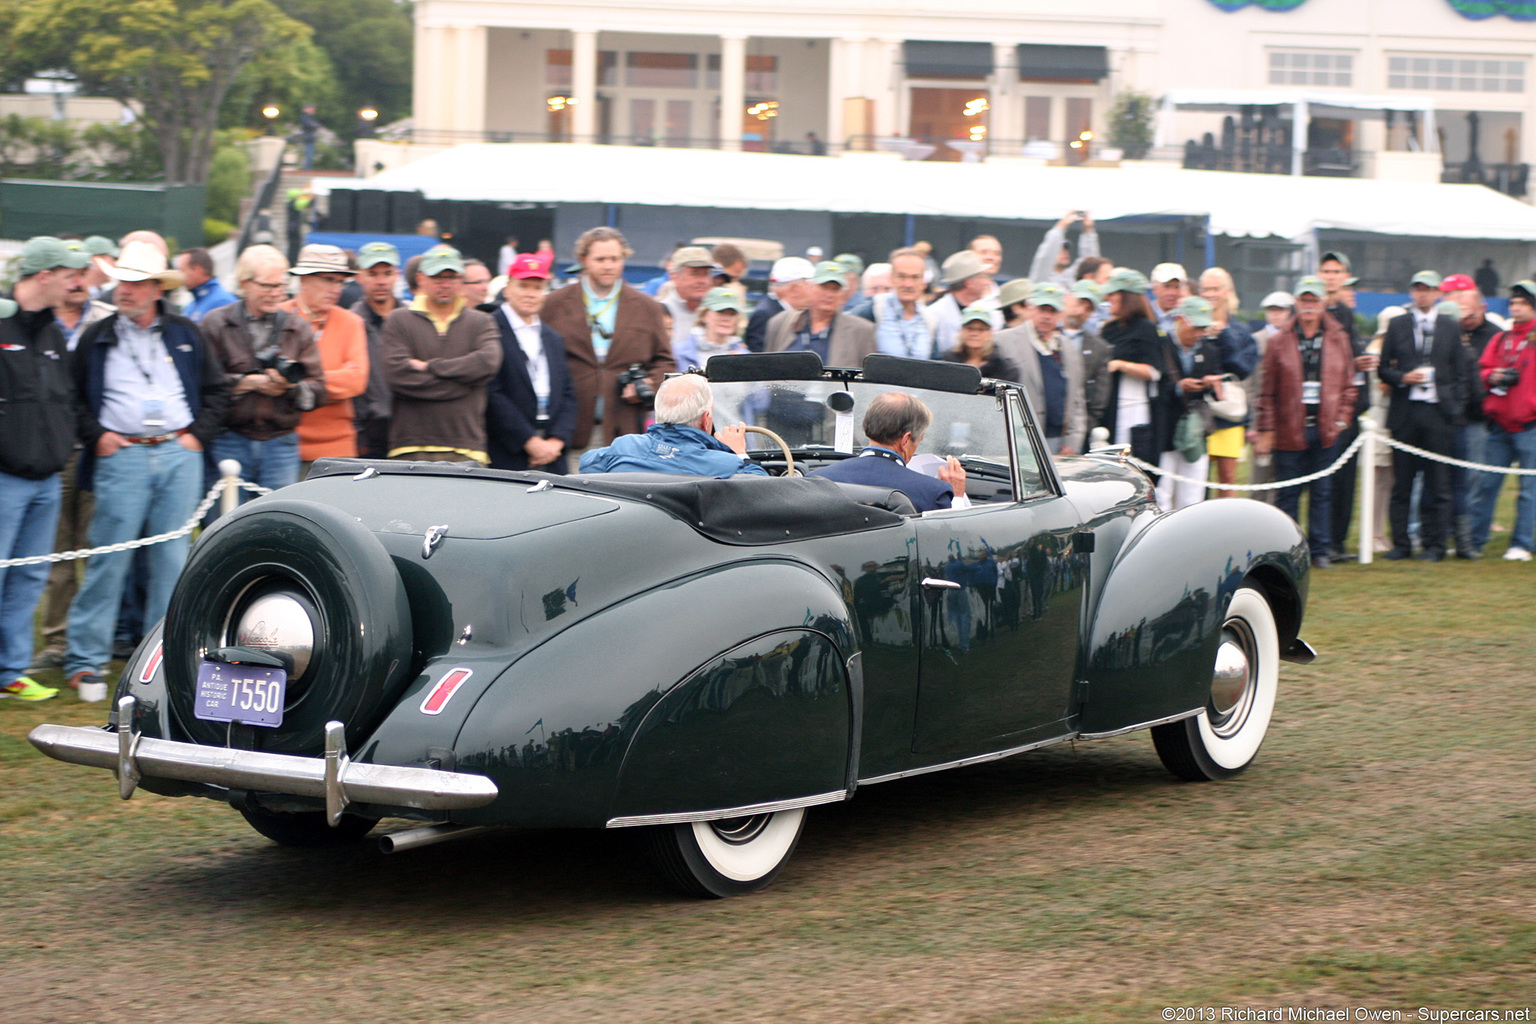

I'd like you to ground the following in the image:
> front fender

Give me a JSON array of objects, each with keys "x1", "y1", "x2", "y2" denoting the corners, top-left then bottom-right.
[
  {"x1": 1078, "y1": 499, "x2": 1308, "y2": 735},
  {"x1": 450, "y1": 559, "x2": 857, "y2": 828}
]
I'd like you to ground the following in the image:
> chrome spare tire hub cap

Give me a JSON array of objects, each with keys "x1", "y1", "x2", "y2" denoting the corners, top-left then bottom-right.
[
  {"x1": 1209, "y1": 622, "x2": 1255, "y2": 736},
  {"x1": 235, "y1": 591, "x2": 315, "y2": 678}
]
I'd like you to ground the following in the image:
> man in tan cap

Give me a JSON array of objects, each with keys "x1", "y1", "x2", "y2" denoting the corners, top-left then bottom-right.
[
  {"x1": 660, "y1": 245, "x2": 717, "y2": 354},
  {"x1": 282, "y1": 244, "x2": 368, "y2": 471},
  {"x1": 64, "y1": 240, "x2": 230, "y2": 701},
  {"x1": 928, "y1": 249, "x2": 998, "y2": 355}
]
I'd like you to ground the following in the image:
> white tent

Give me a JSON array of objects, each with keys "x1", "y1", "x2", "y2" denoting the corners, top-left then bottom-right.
[{"x1": 334, "y1": 142, "x2": 1536, "y2": 244}]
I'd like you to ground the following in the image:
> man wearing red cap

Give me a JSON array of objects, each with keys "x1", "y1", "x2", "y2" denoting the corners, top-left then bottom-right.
[{"x1": 485, "y1": 255, "x2": 577, "y2": 472}]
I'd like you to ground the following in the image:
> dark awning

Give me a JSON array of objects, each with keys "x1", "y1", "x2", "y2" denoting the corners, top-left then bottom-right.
[
  {"x1": 903, "y1": 41, "x2": 994, "y2": 79},
  {"x1": 1015, "y1": 44, "x2": 1109, "y2": 82}
]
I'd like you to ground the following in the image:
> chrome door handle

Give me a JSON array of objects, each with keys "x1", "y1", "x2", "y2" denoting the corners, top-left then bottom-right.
[{"x1": 921, "y1": 577, "x2": 962, "y2": 590}]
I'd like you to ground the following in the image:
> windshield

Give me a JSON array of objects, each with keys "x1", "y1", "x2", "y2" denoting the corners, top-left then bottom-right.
[{"x1": 708, "y1": 379, "x2": 1011, "y2": 464}]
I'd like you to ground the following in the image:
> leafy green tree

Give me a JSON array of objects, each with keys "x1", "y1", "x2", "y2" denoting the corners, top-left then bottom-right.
[
  {"x1": 205, "y1": 142, "x2": 251, "y2": 223},
  {"x1": 1109, "y1": 90, "x2": 1156, "y2": 161},
  {"x1": 270, "y1": 0, "x2": 413, "y2": 127},
  {"x1": 220, "y1": 31, "x2": 342, "y2": 133},
  {"x1": 8, "y1": 0, "x2": 309, "y2": 182}
]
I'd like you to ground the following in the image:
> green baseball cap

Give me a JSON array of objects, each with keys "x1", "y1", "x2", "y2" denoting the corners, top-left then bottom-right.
[
  {"x1": 19, "y1": 236, "x2": 92, "y2": 276},
  {"x1": 1027, "y1": 282, "x2": 1067, "y2": 309},
  {"x1": 419, "y1": 246, "x2": 465, "y2": 277},
  {"x1": 833, "y1": 252, "x2": 865, "y2": 276},
  {"x1": 357, "y1": 241, "x2": 400, "y2": 268},
  {"x1": 1070, "y1": 280, "x2": 1104, "y2": 304},
  {"x1": 1319, "y1": 250, "x2": 1352, "y2": 271},
  {"x1": 1294, "y1": 276, "x2": 1328, "y2": 299},
  {"x1": 1410, "y1": 270, "x2": 1443, "y2": 289},
  {"x1": 996, "y1": 279, "x2": 1033, "y2": 309},
  {"x1": 811, "y1": 260, "x2": 848, "y2": 287},
  {"x1": 1104, "y1": 267, "x2": 1149, "y2": 295},
  {"x1": 83, "y1": 235, "x2": 120, "y2": 258},
  {"x1": 960, "y1": 303, "x2": 995, "y2": 326},
  {"x1": 1436, "y1": 300, "x2": 1461, "y2": 318},
  {"x1": 700, "y1": 287, "x2": 744, "y2": 313},
  {"x1": 1175, "y1": 296, "x2": 1215, "y2": 327},
  {"x1": 1510, "y1": 280, "x2": 1536, "y2": 302}
]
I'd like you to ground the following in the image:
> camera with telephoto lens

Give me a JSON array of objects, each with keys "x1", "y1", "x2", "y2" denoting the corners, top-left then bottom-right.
[
  {"x1": 254, "y1": 342, "x2": 308, "y2": 384},
  {"x1": 616, "y1": 363, "x2": 655, "y2": 406}
]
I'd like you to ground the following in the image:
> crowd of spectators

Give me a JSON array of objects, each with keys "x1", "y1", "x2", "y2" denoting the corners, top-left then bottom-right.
[{"x1": 2, "y1": 220, "x2": 1533, "y2": 704}]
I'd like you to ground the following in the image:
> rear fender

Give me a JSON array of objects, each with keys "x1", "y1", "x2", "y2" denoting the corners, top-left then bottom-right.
[
  {"x1": 1078, "y1": 500, "x2": 1308, "y2": 735},
  {"x1": 450, "y1": 559, "x2": 857, "y2": 828}
]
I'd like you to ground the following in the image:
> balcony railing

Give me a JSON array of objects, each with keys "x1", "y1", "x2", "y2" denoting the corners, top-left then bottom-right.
[{"x1": 1441, "y1": 160, "x2": 1529, "y2": 198}]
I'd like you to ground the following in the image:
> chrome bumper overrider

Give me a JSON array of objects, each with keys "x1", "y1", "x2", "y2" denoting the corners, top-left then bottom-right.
[{"x1": 28, "y1": 696, "x2": 498, "y2": 825}]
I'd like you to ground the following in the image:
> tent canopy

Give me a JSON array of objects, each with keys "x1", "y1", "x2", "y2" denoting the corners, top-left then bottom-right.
[{"x1": 330, "y1": 143, "x2": 1536, "y2": 243}]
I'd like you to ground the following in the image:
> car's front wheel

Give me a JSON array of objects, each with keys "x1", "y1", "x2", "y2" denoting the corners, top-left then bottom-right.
[
  {"x1": 1152, "y1": 585, "x2": 1279, "y2": 781},
  {"x1": 646, "y1": 808, "x2": 806, "y2": 898}
]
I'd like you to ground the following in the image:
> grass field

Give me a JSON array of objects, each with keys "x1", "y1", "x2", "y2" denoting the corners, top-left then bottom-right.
[{"x1": 3, "y1": 527, "x2": 1533, "y2": 1023}]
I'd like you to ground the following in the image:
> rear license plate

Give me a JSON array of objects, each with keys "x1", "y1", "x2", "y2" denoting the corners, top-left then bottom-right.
[{"x1": 193, "y1": 661, "x2": 287, "y2": 728}]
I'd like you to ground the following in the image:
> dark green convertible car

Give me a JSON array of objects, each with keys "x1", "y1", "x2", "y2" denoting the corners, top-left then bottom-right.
[{"x1": 31, "y1": 353, "x2": 1314, "y2": 897}]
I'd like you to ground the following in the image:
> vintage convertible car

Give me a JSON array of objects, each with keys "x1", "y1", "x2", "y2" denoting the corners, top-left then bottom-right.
[{"x1": 31, "y1": 352, "x2": 1315, "y2": 897}]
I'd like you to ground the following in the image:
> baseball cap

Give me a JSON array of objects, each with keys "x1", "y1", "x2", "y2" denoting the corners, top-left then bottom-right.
[
  {"x1": 19, "y1": 236, "x2": 92, "y2": 276},
  {"x1": 770, "y1": 256, "x2": 815, "y2": 284},
  {"x1": 419, "y1": 246, "x2": 466, "y2": 277},
  {"x1": 833, "y1": 252, "x2": 865, "y2": 276},
  {"x1": 1070, "y1": 280, "x2": 1104, "y2": 304},
  {"x1": 1319, "y1": 250, "x2": 1352, "y2": 270},
  {"x1": 996, "y1": 279, "x2": 1033, "y2": 309},
  {"x1": 1150, "y1": 262, "x2": 1187, "y2": 285},
  {"x1": 509, "y1": 253, "x2": 550, "y2": 280},
  {"x1": 701, "y1": 286, "x2": 745, "y2": 313},
  {"x1": 1294, "y1": 276, "x2": 1328, "y2": 299},
  {"x1": 1104, "y1": 267, "x2": 1149, "y2": 295},
  {"x1": 1260, "y1": 291, "x2": 1295, "y2": 308},
  {"x1": 1175, "y1": 296, "x2": 1215, "y2": 327},
  {"x1": 1027, "y1": 283, "x2": 1067, "y2": 309},
  {"x1": 357, "y1": 241, "x2": 400, "y2": 268},
  {"x1": 670, "y1": 246, "x2": 715, "y2": 270},
  {"x1": 291, "y1": 243, "x2": 353, "y2": 276},
  {"x1": 1440, "y1": 273, "x2": 1476, "y2": 293},
  {"x1": 940, "y1": 249, "x2": 988, "y2": 286},
  {"x1": 1510, "y1": 280, "x2": 1536, "y2": 302},
  {"x1": 1410, "y1": 270, "x2": 1443, "y2": 289},
  {"x1": 1436, "y1": 300, "x2": 1461, "y2": 318},
  {"x1": 811, "y1": 260, "x2": 849, "y2": 287},
  {"x1": 960, "y1": 303, "x2": 995, "y2": 326},
  {"x1": 83, "y1": 235, "x2": 120, "y2": 258}
]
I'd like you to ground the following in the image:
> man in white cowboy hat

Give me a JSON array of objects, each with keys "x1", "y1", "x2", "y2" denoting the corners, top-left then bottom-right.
[{"x1": 64, "y1": 240, "x2": 231, "y2": 701}]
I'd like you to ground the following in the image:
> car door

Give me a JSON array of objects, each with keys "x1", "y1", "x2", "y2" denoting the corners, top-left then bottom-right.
[{"x1": 911, "y1": 390, "x2": 1088, "y2": 759}]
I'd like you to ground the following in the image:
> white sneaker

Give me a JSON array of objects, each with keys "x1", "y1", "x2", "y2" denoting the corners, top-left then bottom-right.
[
  {"x1": 1503, "y1": 547, "x2": 1532, "y2": 562},
  {"x1": 77, "y1": 680, "x2": 108, "y2": 702}
]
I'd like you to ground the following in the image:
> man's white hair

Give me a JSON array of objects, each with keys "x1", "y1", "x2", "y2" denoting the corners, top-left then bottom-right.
[{"x1": 653, "y1": 374, "x2": 713, "y2": 427}]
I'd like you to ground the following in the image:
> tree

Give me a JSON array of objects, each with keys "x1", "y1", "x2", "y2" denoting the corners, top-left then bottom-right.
[
  {"x1": 270, "y1": 0, "x2": 413, "y2": 127},
  {"x1": 1109, "y1": 90, "x2": 1156, "y2": 161},
  {"x1": 9, "y1": 0, "x2": 309, "y2": 182}
]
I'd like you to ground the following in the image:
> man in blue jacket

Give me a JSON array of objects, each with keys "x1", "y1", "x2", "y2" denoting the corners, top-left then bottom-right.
[
  {"x1": 810, "y1": 391, "x2": 967, "y2": 512},
  {"x1": 579, "y1": 373, "x2": 767, "y2": 478}
]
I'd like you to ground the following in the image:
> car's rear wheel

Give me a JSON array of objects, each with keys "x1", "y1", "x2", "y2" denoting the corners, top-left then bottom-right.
[
  {"x1": 1153, "y1": 585, "x2": 1279, "y2": 781},
  {"x1": 239, "y1": 805, "x2": 379, "y2": 847},
  {"x1": 646, "y1": 808, "x2": 806, "y2": 898}
]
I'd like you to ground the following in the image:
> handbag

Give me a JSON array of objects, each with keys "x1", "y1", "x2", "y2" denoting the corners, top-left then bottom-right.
[
  {"x1": 1174, "y1": 408, "x2": 1208, "y2": 463},
  {"x1": 1206, "y1": 377, "x2": 1247, "y2": 421}
]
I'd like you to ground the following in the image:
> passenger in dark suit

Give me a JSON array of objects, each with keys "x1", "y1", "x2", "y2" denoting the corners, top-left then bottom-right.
[
  {"x1": 1377, "y1": 270, "x2": 1478, "y2": 560},
  {"x1": 485, "y1": 255, "x2": 577, "y2": 472},
  {"x1": 810, "y1": 392, "x2": 966, "y2": 512}
]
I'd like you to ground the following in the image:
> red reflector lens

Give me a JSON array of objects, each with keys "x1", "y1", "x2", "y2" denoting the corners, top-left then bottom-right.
[
  {"x1": 139, "y1": 642, "x2": 164, "y2": 683},
  {"x1": 420, "y1": 667, "x2": 473, "y2": 715}
]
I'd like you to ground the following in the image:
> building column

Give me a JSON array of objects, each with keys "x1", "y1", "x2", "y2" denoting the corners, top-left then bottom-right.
[
  {"x1": 572, "y1": 30, "x2": 597, "y2": 143},
  {"x1": 414, "y1": 24, "x2": 450, "y2": 135},
  {"x1": 454, "y1": 26, "x2": 488, "y2": 136},
  {"x1": 719, "y1": 35, "x2": 746, "y2": 150},
  {"x1": 991, "y1": 42, "x2": 1015, "y2": 152},
  {"x1": 827, "y1": 37, "x2": 848, "y2": 147},
  {"x1": 876, "y1": 39, "x2": 903, "y2": 137}
]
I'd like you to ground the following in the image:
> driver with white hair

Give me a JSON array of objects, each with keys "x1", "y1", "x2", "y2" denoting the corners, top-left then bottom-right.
[{"x1": 578, "y1": 374, "x2": 768, "y2": 478}]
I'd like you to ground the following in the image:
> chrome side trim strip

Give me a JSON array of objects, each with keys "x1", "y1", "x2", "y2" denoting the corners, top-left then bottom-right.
[
  {"x1": 605, "y1": 789, "x2": 847, "y2": 829},
  {"x1": 858, "y1": 734, "x2": 1074, "y2": 786},
  {"x1": 1076, "y1": 707, "x2": 1203, "y2": 741},
  {"x1": 27, "y1": 722, "x2": 498, "y2": 812}
]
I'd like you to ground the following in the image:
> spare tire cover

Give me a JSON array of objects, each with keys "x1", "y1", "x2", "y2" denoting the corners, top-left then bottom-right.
[{"x1": 163, "y1": 498, "x2": 413, "y2": 755}]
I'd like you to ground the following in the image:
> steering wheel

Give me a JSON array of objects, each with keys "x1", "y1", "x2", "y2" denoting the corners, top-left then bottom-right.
[{"x1": 743, "y1": 425, "x2": 796, "y2": 476}]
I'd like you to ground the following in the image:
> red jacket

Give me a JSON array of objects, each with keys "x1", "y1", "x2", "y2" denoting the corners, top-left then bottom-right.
[
  {"x1": 1480, "y1": 319, "x2": 1536, "y2": 433},
  {"x1": 1255, "y1": 314, "x2": 1359, "y2": 451}
]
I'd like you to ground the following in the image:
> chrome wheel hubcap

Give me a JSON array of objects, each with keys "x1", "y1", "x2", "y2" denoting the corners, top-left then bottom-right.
[{"x1": 1209, "y1": 620, "x2": 1256, "y2": 738}]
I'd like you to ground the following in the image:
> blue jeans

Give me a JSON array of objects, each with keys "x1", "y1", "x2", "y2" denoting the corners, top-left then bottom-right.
[
  {"x1": 1273, "y1": 427, "x2": 1338, "y2": 559},
  {"x1": 0, "y1": 471, "x2": 61, "y2": 686},
  {"x1": 1470, "y1": 421, "x2": 1536, "y2": 552},
  {"x1": 65, "y1": 442, "x2": 202, "y2": 677},
  {"x1": 208, "y1": 431, "x2": 300, "y2": 520}
]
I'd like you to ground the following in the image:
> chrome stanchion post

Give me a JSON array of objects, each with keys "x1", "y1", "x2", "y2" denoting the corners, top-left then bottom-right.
[
  {"x1": 219, "y1": 459, "x2": 243, "y2": 518},
  {"x1": 1358, "y1": 417, "x2": 1376, "y2": 565}
]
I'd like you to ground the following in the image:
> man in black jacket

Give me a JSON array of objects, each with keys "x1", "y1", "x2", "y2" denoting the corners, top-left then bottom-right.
[
  {"x1": 485, "y1": 255, "x2": 577, "y2": 471},
  {"x1": 0, "y1": 237, "x2": 89, "y2": 702},
  {"x1": 1378, "y1": 270, "x2": 1478, "y2": 561}
]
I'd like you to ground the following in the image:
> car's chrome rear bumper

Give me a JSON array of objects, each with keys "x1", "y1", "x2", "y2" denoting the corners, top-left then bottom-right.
[{"x1": 28, "y1": 696, "x2": 497, "y2": 824}]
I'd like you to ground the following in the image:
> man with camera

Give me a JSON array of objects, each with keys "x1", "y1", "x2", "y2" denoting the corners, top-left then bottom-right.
[
  {"x1": 381, "y1": 246, "x2": 502, "y2": 464},
  {"x1": 578, "y1": 373, "x2": 766, "y2": 478},
  {"x1": 1469, "y1": 279, "x2": 1536, "y2": 561},
  {"x1": 65, "y1": 240, "x2": 230, "y2": 700},
  {"x1": 200, "y1": 244, "x2": 327, "y2": 505}
]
